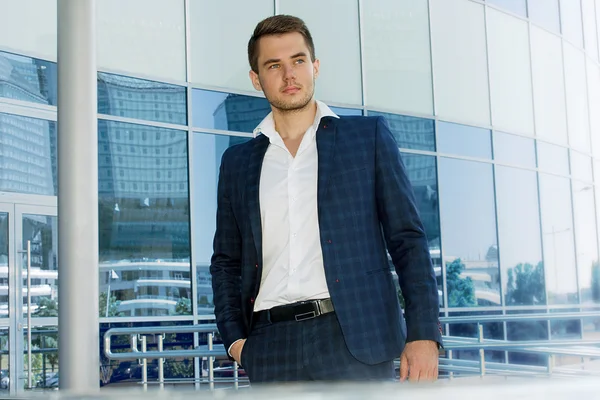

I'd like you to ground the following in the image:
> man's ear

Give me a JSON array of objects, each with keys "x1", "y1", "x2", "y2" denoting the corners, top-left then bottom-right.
[
  {"x1": 249, "y1": 70, "x2": 262, "y2": 91},
  {"x1": 313, "y1": 58, "x2": 320, "y2": 79}
]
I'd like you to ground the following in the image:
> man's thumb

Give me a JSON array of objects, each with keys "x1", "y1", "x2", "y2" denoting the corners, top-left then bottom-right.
[{"x1": 400, "y1": 353, "x2": 409, "y2": 382}]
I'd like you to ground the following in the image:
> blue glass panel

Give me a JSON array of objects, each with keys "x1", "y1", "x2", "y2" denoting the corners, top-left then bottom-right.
[
  {"x1": 0, "y1": 113, "x2": 57, "y2": 195},
  {"x1": 570, "y1": 151, "x2": 593, "y2": 181},
  {"x1": 528, "y1": 0, "x2": 561, "y2": 33},
  {"x1": 191, "y1": 132, "x2": 251, "y2": 312},
  {"x1": 488, "y1": 0, "x2": 528, "y2": 17},
  {"x1": 438, "y1": 158, "x2": 500, "y2": 307},
  {"x1": 98, "y1": 120, "x2": 191, "y2": 317},
  {"x1": 369, "y1": 111, "x2": 435, "y2": 151},
  {"x1": 437, "y1": 122, "x2": 491, "y2": 159},
  {"x1": 493, "y1": 132, "x2": 536, "y2": 168},
  {"x1": 98, "y1": 72, "x2": 187, "y2": 125},
  {"x1": 192, "y1": 89, "x2": 270, "y2": 133},
  {"x1": 496, "y1": 166, "x2": 544, "y2": 306},
  {"x1": 560, "y1": 0, "x2": 584, "y2": 47},
  {"x1": 0, "y1": 51, "x2": 57, "y2": 105}
]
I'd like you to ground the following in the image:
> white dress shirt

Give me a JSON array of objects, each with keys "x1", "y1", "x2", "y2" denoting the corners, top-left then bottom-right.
[{"x1": 253, "y1": 101, "x2": 339, "y2": 312}]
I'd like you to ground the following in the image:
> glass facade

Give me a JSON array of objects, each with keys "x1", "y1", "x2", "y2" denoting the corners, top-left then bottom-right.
[{"x1": 1, "y1": 0, "x2": 600, "y2": 391}]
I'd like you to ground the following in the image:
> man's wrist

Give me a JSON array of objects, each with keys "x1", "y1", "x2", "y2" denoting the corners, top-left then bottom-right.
[{"x1": 228, "y1": 338, "x2": 245, "y2": 357}]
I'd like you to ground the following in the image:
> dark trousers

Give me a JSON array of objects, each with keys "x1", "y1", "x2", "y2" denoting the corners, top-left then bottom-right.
[{"x1": 240, "y1": 312, "x2": 395, "y2": 383}]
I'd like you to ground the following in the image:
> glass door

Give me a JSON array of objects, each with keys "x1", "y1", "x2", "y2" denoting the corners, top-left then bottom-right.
[{"x1": 0, "y1": 203, "x2": 58, "y2": 395}]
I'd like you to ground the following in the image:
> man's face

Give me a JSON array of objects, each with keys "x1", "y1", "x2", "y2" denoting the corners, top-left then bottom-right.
[{"x1": 250, "y1": 32, "x2": 319, "y2": 112}]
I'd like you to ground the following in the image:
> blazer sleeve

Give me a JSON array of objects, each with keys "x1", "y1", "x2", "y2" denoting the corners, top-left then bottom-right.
[
  {"x1": 374, "y1": 116, "x2": 443, "y2": 347},
  {"x1": 209, "y1": 149, "x2": 246, "y2": 351}
]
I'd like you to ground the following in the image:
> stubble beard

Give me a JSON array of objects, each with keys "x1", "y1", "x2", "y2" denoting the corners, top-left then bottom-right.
[{"x1": 265, "y1": 79, "x2": 316, "y2": 115}]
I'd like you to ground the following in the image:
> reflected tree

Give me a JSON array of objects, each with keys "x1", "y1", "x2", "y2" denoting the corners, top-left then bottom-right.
[
  {"x1": 99, "y1": 292, "x2": 123, "y2": 317},
  {"x1": 446, "y1": 259, "x2": 477, "y2": 307},
  {"x1": 505, "y1": 262, "x2": 546, "y2": 306},
  {"x1": 174, "y1": 297, "x2": 192, "y2": 315},
  {"x1": 33, "y1": 298, "x2": 58, "y2": 317}
]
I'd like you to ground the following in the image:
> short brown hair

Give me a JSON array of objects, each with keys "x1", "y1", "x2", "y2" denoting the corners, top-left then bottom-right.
[{"x1": 248, "y1": 15, "x2": 316, "y2": 73}]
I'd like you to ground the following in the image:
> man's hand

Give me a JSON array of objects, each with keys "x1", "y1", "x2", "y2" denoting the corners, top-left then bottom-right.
[
  {"x1": 230, "y1": 339, "x2": 246, "y2": 365},
  {"x1": 399, "y1": 340, "x2": 439, "y2": 383}
]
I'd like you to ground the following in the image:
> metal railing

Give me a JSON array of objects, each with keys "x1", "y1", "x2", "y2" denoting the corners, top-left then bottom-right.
[{"x1": 103, "y1": 311, "x2": 600, "y2": 389}]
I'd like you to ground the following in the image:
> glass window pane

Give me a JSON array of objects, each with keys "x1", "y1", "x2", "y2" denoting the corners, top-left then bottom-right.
[
  {"x1": 279, "y1": 0, "x2": 361, "y2": 105},
  {"x1": 363, "y1": 0, "x2": 433, "y2": 115},
  {"x1": 570, "y1": 151, "x2": 593, "y2": 181},
  {"x1": 190, "y1": 0, "x2": 273, "y2": 92},
  {"x1": 487, "y1": 0, "x2": 528, "y2": 17},
  {"x1": 192, "y1": 132, "x2": 251, "y2": 314},
  {"x1": 98, "y1": 121, "x2": 191, "y2": 317},
  {"x1": 563, "y1": 43, "x2": 591, "y2": 152},
  {"x1": 528, "y1": 0, "x2": 561, "y2": 33},
  {"x1": 537, "y1": 141, "x2": 570, "y2": 175},
  {"x1": 448, "y1": 314, "x2": 505, "y2": 363},
  {"x1": 530, "y1": 27, "x2": 568, "y2": 145},
  {"x1": 0, "y1": 213, "x2": 7, "y2": 318},
  {"x1": 369, "y1": 111, "x2": 435, "y2": 151},
  {"x1": 583, "y1": 316, "x2": 600, "y2": 339},
  {"x1": 572, "y1": 180, "x2": 598, "y2": 305},
  {"x1": 0, "y1": 113, "x2": 57, "y2": 196},
  {"x1": 97, "y1": 0, "x2": 186, "y2": 81},
  {"x1": 98, "y1": 72, "x2": 187, "y2": 125},
  {"x1": 560, "y1": 0, "x2": 585, "y2": 47},
  {"x1": 27, "y1": 326, "x2": 58, "y2": 388},
  {"x1": 507, "y1": 318, "x2": 549, "y2": 366},
  {"x1": 496, "y1": 167, "x2": 545, "y2": 306},
  {"x1": 539, "y1": 173, "x2": 578, "y2": 305},
  {"x1": 583, "y1": 0, "x2": 599, "y2": 60},
  {"x1": 401, "y1": 154, "x2": 442, "y2": 306},
  {"x1": 437, "y1": 122, "x2": 491, "y2": 159},
  {"x1": 551, "y1": 314, "x2": 582, "y2": 341},
  {"x1": 588, "y1": 62, "x2": 600, "y2": 158},
  {"x1": 487, "y1": 8, "x2": 535, "y2": 135},
  {"x1": 493, "y1": 132, "x2": 536, "y2": 168},
  {"x1": 0, "y1": 51, "x2": 57, "y2": 106},
  {"x1": 439, "y1": 158, "x2": 500, "y2": 307},
  {"x1": 329, "y1": 107, "x2": 362, "y2": 116},
  {"x1": 0, "y1": 0, "x2": 57, "y2": 61},
  {"x1": 23, "y1": 215, "x2": 58, "y2": 317},
  {"x1": 192, "y1": 89, "x2": 270, "y2": 133},
  {"x1": 431, "y1": 0, "x2": 490, "y2": 126}
]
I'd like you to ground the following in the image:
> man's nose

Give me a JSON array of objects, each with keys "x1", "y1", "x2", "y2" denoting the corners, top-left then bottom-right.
[{"x1": 283, "y1": 64, "x2": 295, "y2": 81}]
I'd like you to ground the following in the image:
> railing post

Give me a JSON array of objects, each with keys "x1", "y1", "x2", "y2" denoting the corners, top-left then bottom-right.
[
  {"x1": 548, "y1": 354, "x2": 555, "y2": 376},
  {"x1": 158, "y1": 334, "x2": 164, "y2": 390},
  {"x1": 234, "y1": 361, "x2": 239, "y2": 389},
  {"x1": 478, "y1": 324, "x2": 486, "y2": 377},
  {"x1": 208, "y1": 333, "x2": 214, "y2": 391},
  {"x1": 140, "y1": 336, "x2": 148, "y2": 391}
]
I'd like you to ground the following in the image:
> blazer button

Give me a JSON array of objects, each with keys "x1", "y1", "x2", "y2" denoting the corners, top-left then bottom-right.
[
  {"x1": 250, "y1": 298, "x2": 254, "y2": 303},
  {"x1": 327, "y1": 240, "x2": 332, "y2": 244}
]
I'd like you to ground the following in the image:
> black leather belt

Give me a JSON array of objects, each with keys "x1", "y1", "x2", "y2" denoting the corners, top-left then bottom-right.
[{"x1": 253, "y1": 298, "x2": 335, "y2": 324}]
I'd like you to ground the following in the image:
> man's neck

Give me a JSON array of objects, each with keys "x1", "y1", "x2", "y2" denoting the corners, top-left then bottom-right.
[{"x1": 272, "y1": 100, "x2": 317, "y2": 141}]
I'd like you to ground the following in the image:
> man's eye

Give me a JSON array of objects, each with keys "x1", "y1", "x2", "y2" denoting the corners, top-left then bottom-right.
[
  {"x1": 269, "y1": 64, "x2": 279, "y2": 69},
  {"x1": 295, "y1": 59, "x2": 305, "y2": 64}
]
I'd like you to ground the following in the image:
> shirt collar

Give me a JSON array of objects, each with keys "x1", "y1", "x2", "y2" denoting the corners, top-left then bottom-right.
[{"x1": 252, "y1": 100, "x2": 339, "y2": 139}]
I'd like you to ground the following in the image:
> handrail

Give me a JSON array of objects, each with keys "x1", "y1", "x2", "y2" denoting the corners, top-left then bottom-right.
[{"x1": 439, "y1": 310, "x2": 600, "y2": 324}]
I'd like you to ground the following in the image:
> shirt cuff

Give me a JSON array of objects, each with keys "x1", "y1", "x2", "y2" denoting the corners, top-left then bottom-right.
[{"x1": 228, "y1": 338, "x2": 244, "y2": 357}]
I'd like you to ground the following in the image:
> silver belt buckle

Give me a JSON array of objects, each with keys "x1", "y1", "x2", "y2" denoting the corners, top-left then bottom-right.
[{"x1": 294, "y1": 300, "x2": 322, "y2": 321}]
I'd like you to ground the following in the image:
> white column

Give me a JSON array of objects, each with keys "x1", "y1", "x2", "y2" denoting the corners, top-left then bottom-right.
[{"x1": 57, "y1": 0, "x2": 99, "y2": 393}]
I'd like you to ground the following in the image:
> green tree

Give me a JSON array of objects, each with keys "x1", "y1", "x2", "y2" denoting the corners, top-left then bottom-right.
[
  {"x1": 505, "y1": 262, "x2": 546, "y2": 306},
  {"x1": 174, "y1": 297, "x2": 192, "y2": 315},
  {"x1": 99, "y1": 292, "x2": 123, "y2": 317},
  {"x1": 33, "y1": 297, "x2": 58, "y2": 317},
  {"x1": 446, "y1": 259, "x2": 477, "y2": 307}
]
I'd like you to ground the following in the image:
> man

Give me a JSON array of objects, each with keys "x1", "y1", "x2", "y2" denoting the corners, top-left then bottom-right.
[{"x1": 210, "y1": 15, "x2": 442, "y2": 383}]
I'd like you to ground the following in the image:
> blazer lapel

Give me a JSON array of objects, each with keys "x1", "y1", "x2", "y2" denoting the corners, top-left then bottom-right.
[
  {"x1": 316, "y1": 116, "x2": 338, "y2": 214},
  {"x1": 245, "y1": 134, "x2": 270, "y2": 268}
]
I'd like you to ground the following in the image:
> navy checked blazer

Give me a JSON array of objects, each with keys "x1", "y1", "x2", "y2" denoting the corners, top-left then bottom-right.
[{"x1": 210, "y1": 115, "x2": 443, "y2": 365}]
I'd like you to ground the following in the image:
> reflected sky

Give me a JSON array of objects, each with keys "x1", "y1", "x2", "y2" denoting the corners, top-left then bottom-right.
[
  {"x1": 528, "y1": 0, "x2": 560, "y2": 33},
  {"x1": 487, "y1": 0, "x2": 527, "y2": 17},
  {"x1": 570, "y1": 151, "x2": 593, "y2": 182},
  {"x1": 537, "y1": 141, "x2": 570, "y2": 175},
  {"x1": 493, "y1": 132, "x2": 536, "y2": 168}
]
